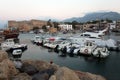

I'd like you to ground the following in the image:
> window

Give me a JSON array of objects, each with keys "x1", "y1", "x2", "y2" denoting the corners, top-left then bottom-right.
[{"x1": 84, "y1": 34, "x2": 90, "y2": 37}]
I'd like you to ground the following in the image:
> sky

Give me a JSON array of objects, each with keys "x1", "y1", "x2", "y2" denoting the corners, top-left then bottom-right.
[{"x1": 0, "y1": 0, "x2": 120, "y2": 21}]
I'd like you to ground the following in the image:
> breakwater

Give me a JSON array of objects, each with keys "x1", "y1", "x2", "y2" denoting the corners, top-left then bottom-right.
[{"x1": 0, "y1": 50, "x2": 106, "y2": 80}]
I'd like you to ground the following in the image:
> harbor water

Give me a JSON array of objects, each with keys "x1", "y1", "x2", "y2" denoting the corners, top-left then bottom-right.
[{"x1": 19, "y1": 32, "x2": 120, "y2": 80}]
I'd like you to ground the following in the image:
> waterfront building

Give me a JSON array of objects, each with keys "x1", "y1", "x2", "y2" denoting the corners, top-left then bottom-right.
[
  {"x1": 109, "y1": 21, "x2": 116, "y2": 30},
  {"x1": 58, "y1": 24, "x2": 73, "y2": 31}
]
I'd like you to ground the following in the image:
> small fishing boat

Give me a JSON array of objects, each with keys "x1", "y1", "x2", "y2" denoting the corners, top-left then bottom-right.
[
  {"x1": 65, "y1": 43, "x2": 81, "y2": 55},
  {"x1": 54, "y1": 40, "x2": 71, "y2": 51},
  {"x1": 12, "y1": 49, "x2": 22, "y2": 58},
  {"x1": 73, "y1": 48, "x2": 80, "y2": 55},
  {"x1": 92, "y1": 47, "x2": 110, "y2": 58},
  {"x1": 31, "y1": 36, "x2": 42, "y2": 44},
  {"x1": 7, "y1": 44, "x2": 27, "y2": 53},
  {"x1": 79, "y1": 41, "x2": 97, "y2": 55},
  {"x1": 1, "y1": 38, "x2": 27, "y2": 53},
  {"x1": 1, "y1": 38, "x2": 15, "y2": 51},
  {"x1": 44, "y1": 40, "x2": 63, "y2": 49}
]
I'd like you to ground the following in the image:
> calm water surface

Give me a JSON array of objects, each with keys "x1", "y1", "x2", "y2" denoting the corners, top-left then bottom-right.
[{"x1": 19, "y1": 33, "x2": 120, "y2": 80}]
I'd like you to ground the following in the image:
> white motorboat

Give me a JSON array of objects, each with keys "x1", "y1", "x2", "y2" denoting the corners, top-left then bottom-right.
[
  {"x1": 31, "y1": 36, "x2": 43, "y2": 45},
  {"x1": 65, "y1": 43, "x2": 81, "y2": 54},
  {"x1": 1, "y1": 38, "x2": 15, "y2": 51},
  {"x1": 80, "y1": 32, "x2": 103, "y2": 39},
  {"x1": 92, "y1": 47, "x2": 110, "y2": 58},
  {"x1": 73, "y1": 48, "x2": 80, "y2": 55},
  {"x1": 1, "y1": 39, "x2": 27, "y2": 52},
  {"x1": 12, "y1": 49, "x2": 22, "y2": 58},
  {"x1": 7, "y1": 43, "x2": 27, "y2": 53},
  {"x1": 55, "y1": 40, "x2": 71, "y2": 51},
  {"x1": 105, "y1": 39, "x2": 119, "y2": 51},
  {"x1": 79, "y1": 41, "x2": 97, "y2": 55},
  {"x1": 69, "y1": 36, "x2": 119, "y2": 51},
  {"x1": 43, "y1": 40, "x2": 63, "y2": 49},
  {"x1": 79, "y1": 27, "x2": 108, "y2": 38}
]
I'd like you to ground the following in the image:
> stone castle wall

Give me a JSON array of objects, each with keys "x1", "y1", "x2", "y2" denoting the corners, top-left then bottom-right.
[{"x1": 8, "y1": 20, "x2": 48, "y2": 32}]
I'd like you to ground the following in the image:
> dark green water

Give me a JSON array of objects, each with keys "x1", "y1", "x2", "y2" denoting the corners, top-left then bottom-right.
[{"x1": 19, "y1": 33, "x2": 120, "y2": 80}]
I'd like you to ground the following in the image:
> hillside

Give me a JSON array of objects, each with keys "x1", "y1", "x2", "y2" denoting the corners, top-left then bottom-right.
[{"x1": 63, "y1": 11, "x2": 120, "y2": 22}]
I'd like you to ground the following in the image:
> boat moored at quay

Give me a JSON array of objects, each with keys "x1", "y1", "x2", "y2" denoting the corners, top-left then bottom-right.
[
  {"x1": 30, "y1": 36, "x2": 115, "y2": 58},
  {"x1": 29, "y1": 27, "x2": 120, "y2": 58},
  {"x1": 0, "y1": 41, "x2": 27, "y2": 61}
]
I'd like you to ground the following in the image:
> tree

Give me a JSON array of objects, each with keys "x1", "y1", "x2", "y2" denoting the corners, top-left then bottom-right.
[
  {"x1": 42, "y1": 25, "x2": 48, "y2": 32},
  {"x1": 47, "y1": 19, "x2": 52, "y2": 27},
  {"x1": 32, "y1": 27, "x2": 39, "y2": 33},
  {"x1": 53, "y1": 22, "x2": 59, "y2": 30},
  {"x1": 105, "y1": 18, "x2": 113, "y2": 23},
  {"x1": 32, "y1": 27, "x2": 39, "y2": 30},
  {"x1": 64, "y1": 22, "x2": 72, "y2": 24}
]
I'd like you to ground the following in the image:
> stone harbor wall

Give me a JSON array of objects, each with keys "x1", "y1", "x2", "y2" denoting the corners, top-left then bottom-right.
[{"x1": 0, "y1": 50, "x2": 106, "y2": 80}]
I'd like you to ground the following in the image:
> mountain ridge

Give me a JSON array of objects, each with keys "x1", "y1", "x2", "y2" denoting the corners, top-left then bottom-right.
[{"x1": 63, "y1": 11, "x2": 120, "y2": 22}]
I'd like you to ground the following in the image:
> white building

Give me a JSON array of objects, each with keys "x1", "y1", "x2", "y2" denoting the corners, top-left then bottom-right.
[
  {"x1": 58, "y1": 24, "x2": 73, "y2": 30},
  {"x1": 109, "y1": 21, "x2": 116, "y2": 29}
]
